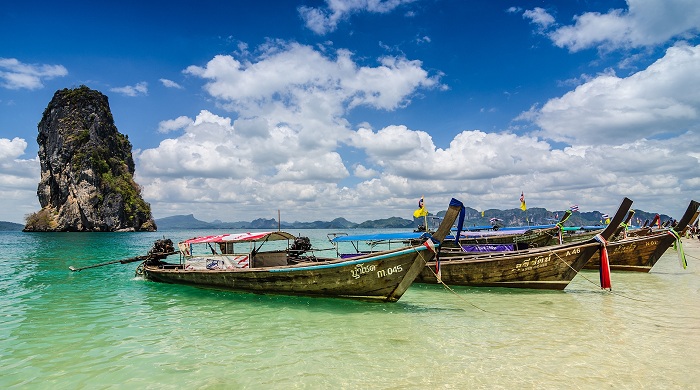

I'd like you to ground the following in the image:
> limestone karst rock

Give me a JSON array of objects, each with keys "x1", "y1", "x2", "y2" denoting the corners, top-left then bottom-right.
[{"x1": 24, "y1": 85, "x2": 156, "y2": 232}]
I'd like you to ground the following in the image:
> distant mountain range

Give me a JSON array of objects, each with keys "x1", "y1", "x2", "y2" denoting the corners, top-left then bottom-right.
[
  {"x1": 0, "y1": 221, "x2": 24, "y2": 231},
  {"x1": 0, "y1": 206, "x2": 672, "y2": 231},
  {"x1": 153, "y1": 214, "x2": 417, "y2": 230},
  {"x1": 152, "y1": 205, "x2": 671, "y2": 230}
]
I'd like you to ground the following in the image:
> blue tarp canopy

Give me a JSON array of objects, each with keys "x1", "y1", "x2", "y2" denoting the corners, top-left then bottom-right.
[
  {"x1": 580, "y1": 225, "x2": 606, "y2": 231},
  {"x1": 331, "y1": 232, "x2": 429, "y2": 243}
]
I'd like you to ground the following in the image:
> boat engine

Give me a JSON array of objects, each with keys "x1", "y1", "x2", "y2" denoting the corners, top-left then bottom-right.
[
  {"x1": 148, "y1": 238, "x2": 175, "y2": 261},
  {"x1": 289, "y1": 236, "x2": 312, "y2": 258}
]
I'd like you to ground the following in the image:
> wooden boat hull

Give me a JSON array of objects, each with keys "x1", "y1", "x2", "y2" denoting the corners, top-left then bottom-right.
[
  {"x1": 584, "y1": 231, "x2": 675, "y2": 272},
  {"x1": 143, "y1": 246, "x2": 432, "y2": 302},
  {"x1": 585, "y1": 200, "x2": 699, "y2": 272},
  {"x1": 417, "y1": 241, "x2": 601, "y2": 290}
]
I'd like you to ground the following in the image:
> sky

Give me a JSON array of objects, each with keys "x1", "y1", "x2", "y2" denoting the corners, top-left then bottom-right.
[{"x1": 1, "y1": 0, "x2": 699, "y2": 224}]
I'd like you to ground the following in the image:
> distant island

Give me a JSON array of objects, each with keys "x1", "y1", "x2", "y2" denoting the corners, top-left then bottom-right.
[
  {"x1": 2, "y1": 205, "x2": 671, "y2": 232},
  {"x1": 0, "y1": 221, "x2": 24, "y2": 231}
]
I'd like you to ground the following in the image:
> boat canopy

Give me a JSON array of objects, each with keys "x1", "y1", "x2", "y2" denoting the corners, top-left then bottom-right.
[
  {"x1": 182, "y1": 231, "x2": 296, "y2": 245},
  {"x1": 580, "y1": 225, "x2": 607, "y2": 231},
  {"x1": 461, "y1": 225, "x2": 496, "y2": 231},
  {"x1": 330, "y1": 232, "x2": 429, "y2": 243},
  {"x1": 455, "y1": 229, "x2": 531, "y2": 238},
  {"x1": 498, "y1": 224, "x2": 555, "y2": 231},
  {"x1": 452, "y1": 224, "x2": 558, "y2": 239},
  {"x1": 459, "y1": 224, "x2": 555, "y2": 232}
]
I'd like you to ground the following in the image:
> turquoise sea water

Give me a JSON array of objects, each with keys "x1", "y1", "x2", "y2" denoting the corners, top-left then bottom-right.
[{"x1": 1, "y1": 229, "x2": 699, "y2": 389}]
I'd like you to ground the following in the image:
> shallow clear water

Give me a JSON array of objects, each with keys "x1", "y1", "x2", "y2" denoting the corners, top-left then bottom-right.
[{"x1": 1, "y1": 230, "x2": 699, "y2": 389}]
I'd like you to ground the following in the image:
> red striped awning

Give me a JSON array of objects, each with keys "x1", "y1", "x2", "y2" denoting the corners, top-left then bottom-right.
[{"x1": 182, "y1": 231, "x2": 296, "y2": 244}]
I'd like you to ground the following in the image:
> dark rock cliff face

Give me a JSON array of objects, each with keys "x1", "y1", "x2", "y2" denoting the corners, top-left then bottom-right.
[{"x1": 24, "y1": 86, "x2": 156, "y2": 232}]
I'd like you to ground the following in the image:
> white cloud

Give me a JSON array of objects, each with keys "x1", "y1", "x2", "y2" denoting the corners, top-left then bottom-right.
[
  {"x1": 0, "y1": 58, "x2": 67, "y2": 90},
  {"x1": 135, "y1": 107, "x2": 700, "y2": 223},
  {"x1": 299, "y1": 0, "x2": 417, "y2": 35},
  {"x1": 0, "y1": 137, "x2": 41, "y2": 222},
  {"x1": 523, "y1": 7, "x2": 556, "y2": 30},
  {"x1": 158, "y1": 116, "x2": 192, "y2": 133},
  {"x1": 185, "y1": 43, "x2": 439, "y2": 114},
  {"x1": 160, "y1": 78, "x2": 183, "y2": 89},
  {"x1": 353, "y1": 164, "x2": 379, "y2": 179},
  {"x1": 180, "y1": 41, "x2": 440, "y2": 168},
  {"x1": 518, "y1": 43, "x2": 700, "y2": 145},
  {"x1": 137, "y1": 41, "x2": 447, "y2": 220},
  {"x1": 110, "y1": 82, "x2": 148, "y2": 96},
  {"x1": 0, "y1": 137, "x2": 28, "y2": 162},
  {"x1": 138, "y1": 110, "x2": 350, "y2": 183},
  {"x1": 0, "y1": 137, "x2": 38, "y2": 182},
  {"x1": 545, "y1": 0, "x2": 700, "y2": 52},
  {"x1": 126, "y1": 39, "x2": 699, "y2": 223},
  {"x1": 350, "y1": 126, "x2": 558, "y2": 180}
]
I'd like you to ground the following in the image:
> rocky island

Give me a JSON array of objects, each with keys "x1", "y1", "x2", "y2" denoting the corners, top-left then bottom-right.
[{"x1": 24, "y1": 86, "x2": 156, "y2": 232}]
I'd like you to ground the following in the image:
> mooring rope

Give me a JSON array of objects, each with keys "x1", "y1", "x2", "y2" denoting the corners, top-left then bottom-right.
[
  {"x1": 413, "y1": 245, "x2": 490, "y2": 312},
  {"x1": 546, "y1": 243, "x2": 648, "y2": 302}
]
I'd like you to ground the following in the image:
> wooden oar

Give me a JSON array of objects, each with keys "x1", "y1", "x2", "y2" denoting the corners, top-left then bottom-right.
[{"x1": 69, "y1": 251, "x2": 177, "y2": 272}]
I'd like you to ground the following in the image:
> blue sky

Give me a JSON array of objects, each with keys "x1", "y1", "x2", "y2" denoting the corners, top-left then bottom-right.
[{"x1": 1, "y1": 0, "x2": 699, "y2": 224}]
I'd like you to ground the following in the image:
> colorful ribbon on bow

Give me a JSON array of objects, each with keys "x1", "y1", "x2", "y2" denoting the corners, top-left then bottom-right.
[
  {"x1": 555, "y1": 222, "x2": 564, "y2": 245},
  {"x1": 619, "y1": 222, "x2": 629, "y2": 239},
  {"x1": 555, "y1": 210, "x2": 572, "y2": 245},
  {"x1": 668, "y1": 228, "x2": 687, "y2": 269},
  {"x1": 594, "y1": 234, "x2": 612, "y2": 290}
]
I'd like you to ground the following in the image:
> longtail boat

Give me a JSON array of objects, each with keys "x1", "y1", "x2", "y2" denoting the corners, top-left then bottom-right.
[
  {"x1": 415, "y1": 197, "x2": 633, "y2": 290},
  {"x1": 137, "y1": 198, "x2": 465, "y2": 302},
  {"x1": 440, "y1": 210, "x2": 572, "y2": 253},
  {"x1": 552, "y1": 210, "x2": 649, "y2": 245},
  {"x1": 584, "y1": 200, "x2": 699, "y2": 272},
  {"x1": 330, "y1": 211, "x2": 571, "y2": 259}
]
